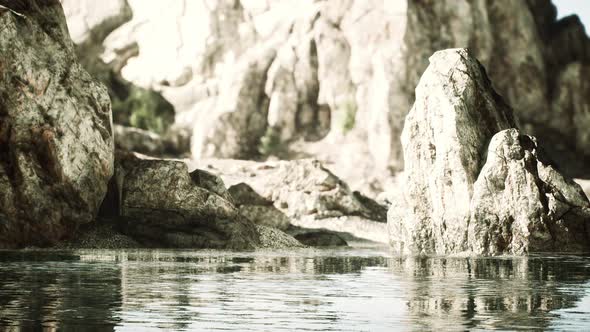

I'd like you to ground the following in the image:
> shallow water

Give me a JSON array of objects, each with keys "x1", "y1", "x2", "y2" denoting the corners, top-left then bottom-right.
[{"x1": 0, "y1": 248, "x2": 589, "y2": 331}]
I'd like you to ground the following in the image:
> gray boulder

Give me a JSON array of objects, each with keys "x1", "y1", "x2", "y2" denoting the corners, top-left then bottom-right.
[
  {"x1": 0, "y1": 0, "x2": 114, "y2": 248},
  {"x1": 114, "y1": 124, "x2": 165, "y2": 155},
  {"x1": 208, "y1": 159, "x2": 387, "y2": 222},
  {"x1": 115, "y1": 153, "x2": 260, "y2": 249}
]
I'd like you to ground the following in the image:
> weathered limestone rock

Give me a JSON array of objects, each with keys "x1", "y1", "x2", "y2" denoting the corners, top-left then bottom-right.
[
  {"x1": 62, "y1": 0, "x2": 177, "y2": 139},
  {"x1": 389, "y1": 49, "x2": 516, "y2": 254},
  {"x1": 222, "y1": 159, "x2": 386, "y2": 221},
  {"x1": 388, "y1": 48, "x2": 590, "y2": 255},
  {"x1": 61, "y1": 0, "x2": 130, "y2": 45},
  {"x1": 469, "y1": 129, "x2": 590, "y2": 255},
  {"x1": 228, "y1": 183, "x2": 291, "y2": 231},
  {"x1": 116, "y1": 153, "x2": 260, "y2": 249},
  {"x1": 0, "y1": 1, "x2": 114, "y2": 248}
]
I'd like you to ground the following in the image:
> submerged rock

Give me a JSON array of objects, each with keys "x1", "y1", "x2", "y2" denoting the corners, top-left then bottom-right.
[
  {"x1": 53, "y1": 220, "x2": 140, "y2": 249},
  {"x1": 0, "y1": 1, "x2": 114, "y2": 248},
  {"x1": 293, "y1": 230, "x2": 348, "y2": 247},
  {"x1": 388, "y1": 48, "x2": 590, "y2": 255},
  {"x1": 255, "y1": 225, "x2": 305, "y2": 249}
]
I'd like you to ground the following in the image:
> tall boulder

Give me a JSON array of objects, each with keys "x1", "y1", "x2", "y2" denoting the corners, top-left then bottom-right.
[
  {"x1": 0, "y1": 0, "x2": 114, "y2": 248},
  {"x1": 389, "y1": 48, "x2": 516, "y2": 254},
  {"x1": 388, "y1": 48, "x2": 590, "y2": 255}
]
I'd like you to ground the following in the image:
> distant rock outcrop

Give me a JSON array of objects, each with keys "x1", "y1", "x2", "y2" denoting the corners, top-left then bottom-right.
[
  {"x1": 195, "y1": 158, "x2": 389, "y2": 243},
  {"x1": 0, "y1": 0, "x2": 114, "y2": 248},
  {"x1": 388, "y1": 49, "x2": 590, "y2": 255},
  {"x1": 62, "y1": 0, "x2": 590, "y2": 180}
]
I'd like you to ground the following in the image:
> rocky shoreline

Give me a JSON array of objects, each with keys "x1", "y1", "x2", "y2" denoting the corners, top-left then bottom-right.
[{"x1": 1, "y1": 0, "x2": 589, "y2": 255}]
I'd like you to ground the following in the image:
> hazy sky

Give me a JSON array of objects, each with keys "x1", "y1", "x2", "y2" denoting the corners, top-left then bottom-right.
[{"x1": 554, "y1": 0, "x2": 590, "y2": 30}]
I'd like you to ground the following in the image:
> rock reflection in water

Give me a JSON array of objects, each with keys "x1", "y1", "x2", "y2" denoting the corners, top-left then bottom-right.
[{"x1": 0, "y1": 250, "x2": 589, "y2": 331}]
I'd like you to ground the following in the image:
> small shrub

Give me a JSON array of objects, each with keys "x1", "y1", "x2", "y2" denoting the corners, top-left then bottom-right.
[
  {"x1": 258, "y1": 127, "x2": 282, "y2": 156},
  {"x1": 341, "y1": 100, "x2": 357, "y2": 134}
]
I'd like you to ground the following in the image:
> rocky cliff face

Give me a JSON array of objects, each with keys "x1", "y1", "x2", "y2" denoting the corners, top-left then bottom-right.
[
  {"x1": 0, "y1": 0, "x2": 114, "y2": 248},
  {"x1": 388, "y1": 49, "x2": 590, "y2": 255},
  {"x1": 62, "y1": 0, "x2": 590, "y2": 181}
]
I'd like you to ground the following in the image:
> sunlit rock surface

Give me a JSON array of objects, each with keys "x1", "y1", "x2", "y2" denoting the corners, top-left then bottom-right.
[
  {"x1": 469, "y1": 129, "x2": 590, "y2": 254},
  {"x1": 0, "y1": 1, "x2": 114, "y2": 248},
  {"x1": 388, "y1": 49, "x2": 590, "y2": 255},
  {"x1": 194, "y1": 158, "x2": 389, "y2": 243},
  {"x1": 63, "y1": 0, "x2": 590, "y2": 181}
]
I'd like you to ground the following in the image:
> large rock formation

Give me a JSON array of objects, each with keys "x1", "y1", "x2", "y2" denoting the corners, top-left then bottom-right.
[
  {"x1": 0, "y1": 0, "x2": 114, "y2": 248},
  {"x1": 62, "y1": 0, "x2": 590, "y2": 182},
  {"x1": 109, "y1": 152, "x2": 305, "y2": 249},
  {"x1": 388, "y1": 49, "x2": 590, "y2": 255}
]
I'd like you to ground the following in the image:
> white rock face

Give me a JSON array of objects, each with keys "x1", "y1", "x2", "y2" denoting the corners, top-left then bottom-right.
[
  {"x1": 389, "y1": 48, "x2": 516, "y2": 254},
  {"x1": 388, "y1": 49, "x2": 590, "y2": 255},
  {"x1": 63, "y1": 0, "x2": 590, "y2": 181},
  {"x1": 62, "y1": 0, "x2": 128, "y2": 44},
  {"x1": 469, "y1": 129, "x2": 590, "y2": 255}
]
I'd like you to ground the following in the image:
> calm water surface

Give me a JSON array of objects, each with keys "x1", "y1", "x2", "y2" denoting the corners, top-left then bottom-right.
[{"x1": 0, "y1": 248, "x2": 589, "y2": 331}]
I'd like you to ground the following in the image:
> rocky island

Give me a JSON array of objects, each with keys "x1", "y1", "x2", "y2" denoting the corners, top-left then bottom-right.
[{"x1": 0, "y1": 0, "x2": 589, "y2": 255}]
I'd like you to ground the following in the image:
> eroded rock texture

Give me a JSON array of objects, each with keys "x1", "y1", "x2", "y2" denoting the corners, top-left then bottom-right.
[
  {"x1": 388, "y1": 49, "x2": 590, "y2": 255},
  {"x1": 115, "y1": 153, "x2": 261, "y2": 249},
  {"x1": 63, "y1": 0, "x2": 590, "y2": 180},
  {"x1": 0, "y1": 1, "x2": 114, "y2": 248},
  {"x1": 469, "y1": 129, "x2": 590, "y2": 254},
  {"x1": 194, "y1": 158, "x2": 389, "y2": 243},
  {"x1": 228, "y1": 182, "x2": 291, "y2": 231}
]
